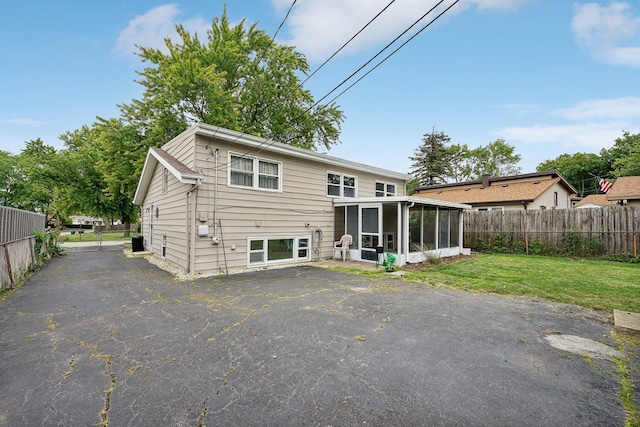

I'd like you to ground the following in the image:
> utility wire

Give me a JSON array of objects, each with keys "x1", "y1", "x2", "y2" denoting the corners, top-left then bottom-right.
[
  {"x1": 227, "y1": 0, "x2": 461, "y2": 165},
  {"x1": 314, "y1": 0, "x2": 446, "y2": 108},
  {"x1": 213, "y1": 0, "x2": 402, "y2": 167},
  {"x1": 226, "y1": 0, "x2": 447, "y2": 163},
  {"x1": 321, "y1": 0, "x2": 460, "y2": 107},
  {"x1": 300, "y1": 0, "x2": 397, "y2": 87}
]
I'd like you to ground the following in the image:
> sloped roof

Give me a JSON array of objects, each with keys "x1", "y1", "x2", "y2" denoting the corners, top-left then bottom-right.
[
  {"x1": 192, "y1": 123, "x2": 410, "y2": 181},
  {"x1": 607, "y1": 176, "x2": 640, "y2": 200},
  {"x1": 133, "y1": 148, "x2": 203, "y2": 205},
  {"x1": 574, "y1": 194, "x2": 618, "y2": 208},
  {"x1": 414, "y1": 178, "x2": 561, "y2": 204}
]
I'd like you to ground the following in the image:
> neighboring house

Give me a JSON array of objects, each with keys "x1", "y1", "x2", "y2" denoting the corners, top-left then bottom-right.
[
  {"x1": 413, "y1": 171, "x2": 578, "y2": 211},
  {"x1": 69, "y1": 216, "x2": 106, "y2": 226},
  {"x1": 133, "y1": 123, "x2": 470, "y2": 276},
  {"x1": 606, "y1": 176, "x2": 640, "y2": 207},
  {"x1": 574, "y1": 194, "x2": 618, "y2": 209}
]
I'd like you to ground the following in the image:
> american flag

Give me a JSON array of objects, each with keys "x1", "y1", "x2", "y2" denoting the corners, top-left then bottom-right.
[{"x1": 598, "y1": 177, "x2": 613, "y2": 193}]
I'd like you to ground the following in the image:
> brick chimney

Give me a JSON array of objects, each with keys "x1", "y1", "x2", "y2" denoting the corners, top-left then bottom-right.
[{"x1": 482, "y1": 174, "x2": 491, "y2": 188}]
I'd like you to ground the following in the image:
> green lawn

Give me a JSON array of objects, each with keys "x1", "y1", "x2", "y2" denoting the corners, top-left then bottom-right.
[
  {"x1": 362, "y1": 254, "x2": 639, "y2": 313},
  {"x1": 59, "y1": 231, "x2": 135, "y2": 243}
]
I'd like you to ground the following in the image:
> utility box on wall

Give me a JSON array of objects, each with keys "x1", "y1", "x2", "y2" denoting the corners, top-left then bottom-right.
[{"x1": 198, "y1": 225, "x2": 209, "y2": 237}]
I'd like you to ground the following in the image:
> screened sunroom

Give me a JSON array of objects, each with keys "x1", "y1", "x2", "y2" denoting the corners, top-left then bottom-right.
[{"x1": 332, "y1": 197, "x2": 470, "y2": 266}]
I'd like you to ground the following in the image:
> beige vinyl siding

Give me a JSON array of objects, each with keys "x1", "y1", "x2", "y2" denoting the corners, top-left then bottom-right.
[
  {"x1": 162, "y1": 134, "x2": 197, "y2": 170},
  {"x1": 188, "y1": 136, "x2": 402, "y2": 274},
  {"x1": 502, "y1": 204, "x2": 525, "y2": 211},
  {"x1": 191, "y1": 139, "x2": 334, "y2": 273},
  {"x1": 142, "y1": 164, "x2": 193, "y2": 272},
  {"x1": 529, "y1": 182, "x2": 572, "y2": 210},
  {"x1": 143, "y1": 132, "x2": 407, "y2": 275}
]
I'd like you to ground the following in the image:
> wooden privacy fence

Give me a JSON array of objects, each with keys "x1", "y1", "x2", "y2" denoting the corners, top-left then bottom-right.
[{"x1": 463, "y1": 206, "x2": 640, "y2": 256}]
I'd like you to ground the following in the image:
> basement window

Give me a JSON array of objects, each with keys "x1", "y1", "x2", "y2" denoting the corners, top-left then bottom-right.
[{"x1": 247, "y1": 236, "x2": 311, "y2": 266}]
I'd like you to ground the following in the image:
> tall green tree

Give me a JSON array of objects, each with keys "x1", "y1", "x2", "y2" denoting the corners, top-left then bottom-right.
[
  {"x1": 445, "y1": 143, "x2": 471, "y2": 183},
  {"x1": 463, "y1": 139, "x2": 522, "y2": 180},
  {"x1": 537, "y1": 152, "x2": 609, "y2": 197},
  {"x1": 603, "y1": 131, "x2": 640, "y2": 177},
  {"x1": 120, "y1": 8, "x2": 344, "y2": 150},
  {"x1": 0, "y1": 150, "x2": 19, "y2": 207},
  {"x1": 58, "y1": 120, "x2": 142, "y2": 233},
  {"x1": 13, "y1": 139, "x2": 62, "y2": 216},
  {"x1": 93, "y1": 117, "x2": 145, "y2": 233},
  {"x1": 409, "y1": 129, "x2": 453, "y2": 185}
]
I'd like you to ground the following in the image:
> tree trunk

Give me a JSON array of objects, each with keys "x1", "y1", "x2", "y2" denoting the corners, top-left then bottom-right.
[{"x1": 123, "y1": 215, "x2": 132, "y2": 237}]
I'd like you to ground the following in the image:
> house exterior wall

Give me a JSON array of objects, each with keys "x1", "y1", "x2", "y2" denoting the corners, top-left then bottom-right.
[
  {"x1": 139, "y1": 159, "x2": 194, "y2": 272},
  {"x1": 528, "y1": 182, "x2": 572, "y2": 210},
  {"x1": 191, "y1": 134, "x2": 406, "y2": 274},
  {"x1": 161, "y1": 134, "x2": 196, "y2": 170},
  {"x1": 474, "y1": 203, "x2": 524, "y2": 211},
  {"x1": 140, "y1": 131, "x2": 407, "y2": 275}
]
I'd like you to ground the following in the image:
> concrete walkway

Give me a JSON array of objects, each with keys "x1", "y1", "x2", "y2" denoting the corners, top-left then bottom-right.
[{"x1": 0, "y1": 249, "x2": 634, "y2": 426}]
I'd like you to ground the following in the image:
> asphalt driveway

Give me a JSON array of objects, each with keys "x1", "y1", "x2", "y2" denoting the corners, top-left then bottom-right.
[{"x1": 0, "y1": 248, "x2": 631, "y2": 426}]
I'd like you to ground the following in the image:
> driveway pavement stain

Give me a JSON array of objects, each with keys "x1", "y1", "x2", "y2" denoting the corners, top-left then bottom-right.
[{"x1": 0, "y1": 250, "x2": 635, "y2": 426}]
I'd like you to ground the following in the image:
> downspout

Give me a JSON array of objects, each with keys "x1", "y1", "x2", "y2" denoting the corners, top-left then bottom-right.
[
  {"x1": 459, "y1": 208, "x2": 464, "y2": 253},
  {"x1": 186, "y1": 182, "x2": 200, "y2": 275},
  {"x1": 396, "y1": 202, "x2": 402, "y2": 264},
  {"x1": 403, "y1": 203, "x2": 410, "y2": 261},
  {"x1": 213, "y1": 149, "x2": 219, "y2": 235}
]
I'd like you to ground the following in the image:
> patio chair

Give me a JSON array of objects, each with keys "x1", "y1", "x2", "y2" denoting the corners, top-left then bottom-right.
[{"x1": 334, "y1": 234, "x2": 353, "y2": 261}]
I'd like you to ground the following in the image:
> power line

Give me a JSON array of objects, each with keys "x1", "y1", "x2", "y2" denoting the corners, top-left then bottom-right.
[
  {"x1": 207, "y1": 1, "x2": 462, "y2": 174},
  {"x1": 299, "y1": 0, "x2": 397, "y2": 87},
  {"x1": 322, "y1": 0, "x2": 461, "y2": 107},
  {"x1": 235, "y1": 0, "x2": 462, "y2": 162},
  {"x1": 211, "y1": 0, "x2": 402, "y2": 167},
  {"x1": 314, "y1": 0, "x2": 447, "y2": 107}
]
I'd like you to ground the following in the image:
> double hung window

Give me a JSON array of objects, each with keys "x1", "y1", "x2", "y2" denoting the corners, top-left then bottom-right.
[
  {"x1": 375, "y1": 181, "x2": 396, "y2": 197},
  {"x1": 327, "y1": 172, "x2": 356, "y2": 197},
  {"x1": 230, "y1": 153, "x2": 281, "y2": 191}
]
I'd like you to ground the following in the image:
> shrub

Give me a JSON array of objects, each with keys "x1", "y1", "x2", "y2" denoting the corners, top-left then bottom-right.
[
  {"x1": 562, "y1": 231, "x2": 584, "y2": 256},
  {"x1": 512, "y1": 241, "x2": 526, "y2": 253},
  {"x1": 475, "y1": 238, "x2": 489, "y2": 252},
  {"x1": 492, "y1": 234, "x2": 505, "y2": 252}
]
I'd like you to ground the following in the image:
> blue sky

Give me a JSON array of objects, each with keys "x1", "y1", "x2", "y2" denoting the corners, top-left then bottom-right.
[{"x1": 1, "y1": 0, "x2": 639, "y2": 176}]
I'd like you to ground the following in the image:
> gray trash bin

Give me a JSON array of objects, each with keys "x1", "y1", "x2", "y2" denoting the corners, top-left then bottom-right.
[{"x1": 131, "y1": 236, "x2": 144, "y2": 252}]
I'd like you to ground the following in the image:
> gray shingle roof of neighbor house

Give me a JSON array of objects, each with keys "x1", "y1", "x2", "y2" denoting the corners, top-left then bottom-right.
[
  {"x1": 413, "y1": 170, "x2": 577, "y2": 205},
  {"x1": 134, "y1": 123, "x2": 412, "y2": 205},
  {"x1": 606, "y1": 176, "x2": 640, "y2": 200}
]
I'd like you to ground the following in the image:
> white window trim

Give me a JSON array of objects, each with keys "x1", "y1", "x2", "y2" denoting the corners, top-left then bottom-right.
[
  {"x1": 476, "y1": 206, "x2": 504, "y2": 212},
  {"x1": 228, "y1": 152, "x2": 283, "y2": 192},
  {"x1": 247, "y1": 236, "x2": 311, "y2": 267},
  {"x1": 375, "y1": 180, "x2": 397, "y2": 197},
  {"x1": 327, "y1": 171, "x2": 357, "y2": 198}
]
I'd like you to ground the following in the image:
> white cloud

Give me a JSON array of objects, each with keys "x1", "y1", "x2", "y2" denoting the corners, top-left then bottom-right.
[
  {"x1": 498, "y1": 97, "x2": 640, "y2": 151},
  {"x1": 113, "y1": 4, "x2": 210, "y2": 56},
  {"x1": 471, "y1": 0, "x2": 531, "y2": 12},
  {"x1": 500, "y1": 123, "x2": 623, "y2": 149},
  {"x1": 553, "y1": 96, "x2": 640, "y2": 120},
  {"x1": 1, "y1": 118, "x2": 43, "y2": 127},
  {"x1": 274, "y1": 0, "x2": 533, "y2": 61},
  {"x1": 572, "y1": 2, "x2": 640, "y2": 67}
]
